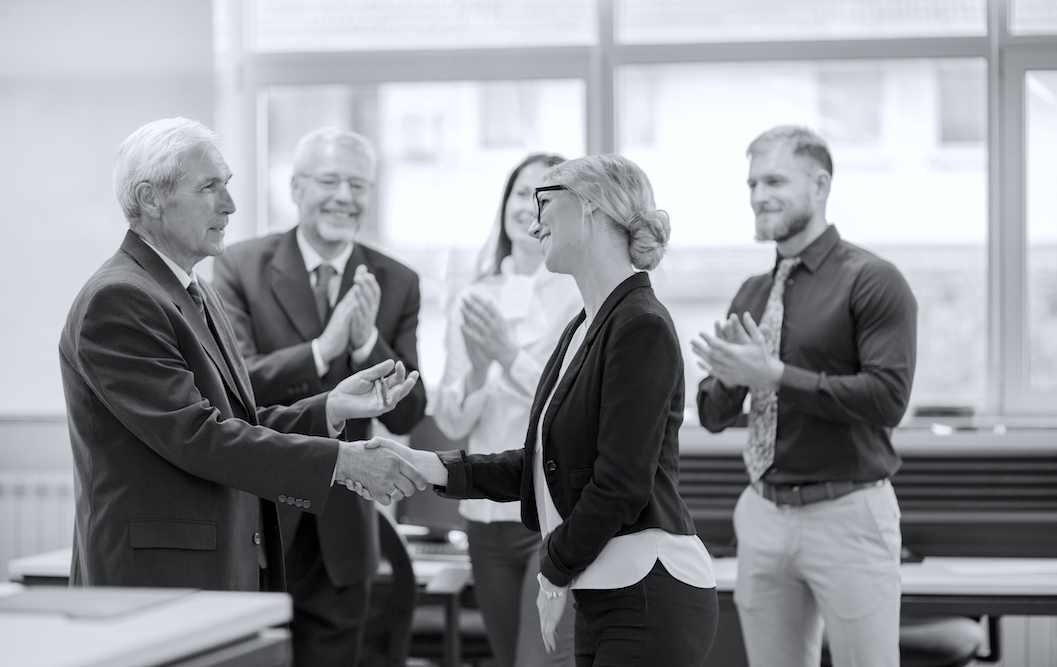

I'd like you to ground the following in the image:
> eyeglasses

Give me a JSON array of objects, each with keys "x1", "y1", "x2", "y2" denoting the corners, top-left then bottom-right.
[
  {"x1": 534, "y1": 184, "x2": 567, "y2": 220},
  {"x1": 298, "y1": 173, "x2": 373, "y2": 196}
]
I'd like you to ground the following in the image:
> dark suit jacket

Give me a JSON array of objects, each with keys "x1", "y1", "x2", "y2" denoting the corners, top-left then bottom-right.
[
  {"x1": 59, "y1": 231, "x2": 339, "y2": 592},
  {"x1": 437, "y1": 272, "x2": 697, "y2": 587},
  {"x1": 213, "y1": 228, "x2": 426, "y2": 586}
]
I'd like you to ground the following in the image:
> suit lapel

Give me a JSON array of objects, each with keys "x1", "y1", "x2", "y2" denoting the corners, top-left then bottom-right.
[
  {"x1": 340, "y1": 243, "x2": 387, "y2": 306},
  {"x1": 200, "y1": 280, "x2": 258, "y2": 419},
  {"x1": 120, "y1": 232, "x2": 248, "y2": 413},
  {"x1": 539, "y1": 272, "x2": 652, "y2": 450},
  {"x1": 268, "y1": 229, "x2": 323, "y2": 340}
]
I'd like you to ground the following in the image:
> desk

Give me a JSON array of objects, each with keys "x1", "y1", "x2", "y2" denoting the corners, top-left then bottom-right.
[
  {"x1": 0, "y1": 582, "x2": 291, "y2": 667},
  {"x1": 17, "y1": 550, "x2": 1057, "y2": 665}
]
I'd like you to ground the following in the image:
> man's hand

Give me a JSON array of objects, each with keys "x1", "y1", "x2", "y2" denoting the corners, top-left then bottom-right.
[
  {"x1": 349, "y1": 265, "x2": 381, "y2": 350},
  {"x1": 317, "y1": 288, "x2": 359, "y2": 363},
  {"x1": 334, "y1": 437, "x2": 427, "y2": 506},
  {"x1": 363, "y1": 438, "x2": 449, "y2": 486},
  {"x1": 326, "y1": 359, "x2": 420, "y2": 425},
  {"x1": 691, "y1": 312, "x2": 783, "y2": 391}
]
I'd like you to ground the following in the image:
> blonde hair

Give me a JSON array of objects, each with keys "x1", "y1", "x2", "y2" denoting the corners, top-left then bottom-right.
[{"x1": 547, "y1": 154, "x2": 670, "y2": 271}]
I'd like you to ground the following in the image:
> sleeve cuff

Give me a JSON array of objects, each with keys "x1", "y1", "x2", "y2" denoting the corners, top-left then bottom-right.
[
  {"x1": 432, "y1": 450, "x2": 470, "y2": 498},
  {"x1": 311, "y1": 339, "x2": 329, "y2": 377}
]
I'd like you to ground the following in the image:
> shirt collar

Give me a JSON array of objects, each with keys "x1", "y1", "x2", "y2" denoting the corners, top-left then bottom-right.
[
  {"x1": 139, "y1": 236, "x2": 195, "y2": 289},
  {"x1": 779, "y1": 223, "x2": 840, "y2": 274},
  {"x1": 295, "y1": 226, "x2": 354, "y2": 276}
]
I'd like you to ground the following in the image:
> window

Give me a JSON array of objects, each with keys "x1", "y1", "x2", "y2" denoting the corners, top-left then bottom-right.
[
  {"x1": 1025, "y1": 71, "x2": 1057, "y2": 392},
  {"x1": 617, "y1": 58, "x2": 988, "y2": 412},
  {"x1": 216, "y1": 0, "x2": 1057, "y2": 420}
]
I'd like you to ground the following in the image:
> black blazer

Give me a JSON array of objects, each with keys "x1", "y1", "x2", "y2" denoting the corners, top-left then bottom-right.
[
  {"x1": 213, "y1": 227, "x2": 426, "y2": 586},
  {"x1": 438, "y1": 272, "x2": 696, "y2": 587}
]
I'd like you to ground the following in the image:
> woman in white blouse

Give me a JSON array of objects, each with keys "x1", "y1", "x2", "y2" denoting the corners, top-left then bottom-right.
[{"x1": 433, "y1": 154, "x2": 582, "y2": 667}]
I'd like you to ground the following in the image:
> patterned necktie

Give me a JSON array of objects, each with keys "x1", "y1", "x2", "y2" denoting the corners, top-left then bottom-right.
[
  {"x1": 187, "y1": 280, "x2": 207, "y2": 320},
  {"x1": 313, "y1": 264, "x2": 336, "y2": 325},
  {"x1": 744, "y1": 256, "x2": 801, "y2": 482}
]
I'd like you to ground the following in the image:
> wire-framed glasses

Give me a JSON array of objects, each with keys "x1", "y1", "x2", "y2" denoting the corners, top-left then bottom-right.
[{"x1": 298, "y1": 173, "x2": 373, "y2": 196}]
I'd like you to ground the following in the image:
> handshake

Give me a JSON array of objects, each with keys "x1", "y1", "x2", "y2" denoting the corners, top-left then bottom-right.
[{"x1": 325, "y1": 359, "x2": 448, "y2": 505}]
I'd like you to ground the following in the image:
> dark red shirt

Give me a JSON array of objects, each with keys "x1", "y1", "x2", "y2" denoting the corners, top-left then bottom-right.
[{"x1": 697, "y1": 225, "x2": 917, "y2": 484}]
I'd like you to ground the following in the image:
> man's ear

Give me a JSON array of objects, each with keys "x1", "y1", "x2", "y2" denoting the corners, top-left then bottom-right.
[
  {"x1": 814, "y1": 169, "x2": 832, "y2": 201},
  {"x1": 135, "y1": 182, "x2": 162, "y2": 218},
  {"x1": 291, "y1": 174, "x2": 304, "y2": 205}
]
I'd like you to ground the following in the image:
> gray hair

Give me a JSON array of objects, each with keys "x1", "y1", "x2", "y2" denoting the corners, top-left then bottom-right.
[
  {"x1": 113, "y1": 117, "x2": 218, "y2": 224},
  {"x1": 746, "y1": 125, "x2": 834, "y2": 177},
  {"x1": 292, "y1": 127, "x2": 377, "y2": 176},
  {"x1": 546, "y1": 154, "x2": 670, "y2": 271}
]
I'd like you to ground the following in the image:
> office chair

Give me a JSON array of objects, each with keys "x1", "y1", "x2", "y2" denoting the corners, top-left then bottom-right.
[
  {"x1": 359, "y1": 508, "x2": 416, "y2": 667},
  {"x1": 360, "y1": 506, "x2": 494, "y2": 667}
]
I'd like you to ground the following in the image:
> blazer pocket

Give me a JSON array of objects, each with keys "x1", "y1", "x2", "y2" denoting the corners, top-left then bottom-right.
[
  {"x1": 569, "y1": 468, "x2": 594, "y2": 490},
  {"x1": 129, "y1": 519, "x2": 217, "y2": 550}
]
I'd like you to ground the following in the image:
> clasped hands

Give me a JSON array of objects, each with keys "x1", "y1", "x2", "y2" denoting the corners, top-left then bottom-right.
[
  {"x1": 317, "y1": 264, "x2": 381, "y2": 364},
  {"x1": 691, "y1": 312, "x2": 784, "y2": 391},
  {"x1": 460, "y1": 294, "x2": 518, "y2": 395},
  {"x1": 326, "y1": 358, "x2": 427, "y2": 506}
]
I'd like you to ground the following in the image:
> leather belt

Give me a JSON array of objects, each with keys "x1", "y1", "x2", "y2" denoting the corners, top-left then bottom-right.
[{"x1": 752, "y1": 479, "x2": 883, "y2": 507}]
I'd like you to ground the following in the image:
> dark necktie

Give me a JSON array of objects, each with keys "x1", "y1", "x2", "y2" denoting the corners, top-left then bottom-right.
[
  {"x1": 744, "y1": 256, "x2": 801, "y2": 482},
  {"x1": 313, "y1": 264, "x2": 336, "y2": 325},
  {"x1": 187, "y1": 280, "x2": 207, "y2": 320}
]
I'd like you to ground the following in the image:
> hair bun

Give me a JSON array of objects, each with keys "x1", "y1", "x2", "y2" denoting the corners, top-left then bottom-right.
[{"x1": 627, "y1": 209, "x2": 670, "y2": 271}]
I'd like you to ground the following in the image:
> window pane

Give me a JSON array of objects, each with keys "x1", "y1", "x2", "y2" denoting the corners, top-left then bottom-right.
[
  {"x1": 616, "y1": 0, "x2": 986, "y2": 44},
  {"x1": 1011, "y1": 0, "x2": 1057, "y2": 35},
  {"x1": 1025, "y1": 71, "x2": 1057, "y2": 392},
  {"x1": 264, "y1": 79, "x2": 585, "y2": 385},
  {"x1": 617, "y1": 59, "x2": 987, "y2": 414},
  {"x1": 247, "y1": 0, "x2": 596, "y2": 52}
]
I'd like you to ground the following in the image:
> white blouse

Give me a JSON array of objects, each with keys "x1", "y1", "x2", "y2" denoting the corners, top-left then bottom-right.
[
  {"x1": 434, "y1": 257, "x2": 582, "y2": 523},
  {"x1": 533, "y1": 321, "x2": 716, "y2": 591}
]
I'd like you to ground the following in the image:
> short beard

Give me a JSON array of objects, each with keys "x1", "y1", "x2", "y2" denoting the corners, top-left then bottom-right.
[
  {"x1": 773, "y1": 211, "x2": 811, "y2": 242},
  {"x1": 317, "y1": 220, "x2": 358, "y2": 244},
  {"x1": 756, "y1": 210, "x2": 811, "y2": 243}
]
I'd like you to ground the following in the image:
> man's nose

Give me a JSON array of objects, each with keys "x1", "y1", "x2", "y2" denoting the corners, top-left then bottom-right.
[
  {"x1": 219, "y1": 185, "x2": 236, "y2": 214},
  {"x1": 528, "y1": 220, "x2": 541, "y2": 238},
  {"x1": 332, "y1": 179, "x2": 356, "y2": 201}
]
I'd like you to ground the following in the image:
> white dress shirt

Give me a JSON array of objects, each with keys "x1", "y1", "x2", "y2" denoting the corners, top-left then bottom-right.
[{"x1": 434, "y1": 257, "x2": 582, "y2": 523}]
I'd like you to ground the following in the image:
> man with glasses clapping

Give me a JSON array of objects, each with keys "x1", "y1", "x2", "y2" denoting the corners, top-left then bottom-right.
[{"x1": 214, "y1": 127, "x2": 427, "y2": 667}]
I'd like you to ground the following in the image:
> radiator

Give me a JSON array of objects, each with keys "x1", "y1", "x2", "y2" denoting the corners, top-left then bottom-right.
[{"x1": 0, "y1": 471, "x2": 75, "y2": 582}]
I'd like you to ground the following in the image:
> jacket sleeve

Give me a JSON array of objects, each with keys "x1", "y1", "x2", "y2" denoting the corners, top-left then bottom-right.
[{"x1": 74, "y1": 280, "x2": 338, "y2": 513}]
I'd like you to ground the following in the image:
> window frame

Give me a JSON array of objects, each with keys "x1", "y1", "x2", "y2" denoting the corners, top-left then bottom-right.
[{"x1": 215, "y1": 0, "x2": 1057, "y2": 420}]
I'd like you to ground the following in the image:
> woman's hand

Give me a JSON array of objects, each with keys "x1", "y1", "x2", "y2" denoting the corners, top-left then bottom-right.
[
  {"x1": 536, "y1": 572, "x2": 569, "y2": 653},
  {"x1": 460, "y1": 294, "x2": 518, "y2": 373}
]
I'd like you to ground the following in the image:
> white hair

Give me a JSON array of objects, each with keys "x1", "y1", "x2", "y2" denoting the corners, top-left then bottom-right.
[
  {"x1": 113, "y1": 117, "x2": 218, "y2": 223},
  {"x1": 292, "y1": 127, "x2": 377, "y2": 176}
]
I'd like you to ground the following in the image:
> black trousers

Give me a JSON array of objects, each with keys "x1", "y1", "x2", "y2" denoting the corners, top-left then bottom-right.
[
  {"x1": 286, "y1": 514, "x2": 371, "y2": 667},
  {"x1": 573, "y1": 561, "x2": 718, "y2": 667}
]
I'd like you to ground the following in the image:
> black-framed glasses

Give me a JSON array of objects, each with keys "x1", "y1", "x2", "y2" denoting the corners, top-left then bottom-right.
[
  {"x1": 534, "y1": 184, "x2": 567, "y2": 220},
  {"x1": 297, "y1": 173, "x2": 373, "y2": 196}
]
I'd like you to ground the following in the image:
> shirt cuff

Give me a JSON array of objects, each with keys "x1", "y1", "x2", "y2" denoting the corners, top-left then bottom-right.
[
  {"x1": 327, "y1": 417, "x2": 345, "y2": 438},
  {"x1": 352, "y1": 327, "x2": 379, "y2": 365},
  {"x1": 311, "y1": 339, "x2": 329, "y2": 377}
]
